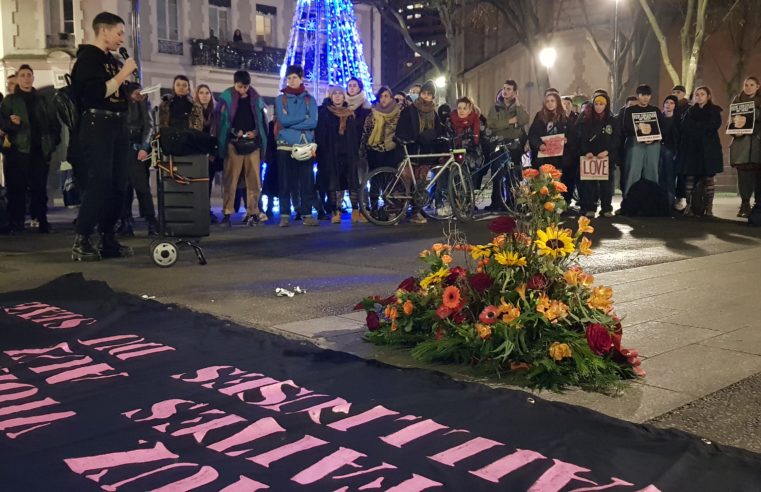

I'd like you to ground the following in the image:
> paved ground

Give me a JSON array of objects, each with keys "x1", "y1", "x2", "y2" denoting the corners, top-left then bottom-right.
[{"x1": 2, "y1": 194, "x2": 761, "y2": 454}]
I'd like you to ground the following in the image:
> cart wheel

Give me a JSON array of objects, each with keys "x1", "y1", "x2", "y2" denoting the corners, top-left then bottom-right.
[{"x1": 152, "y1": 242, "x2": 178, "y2": 268}]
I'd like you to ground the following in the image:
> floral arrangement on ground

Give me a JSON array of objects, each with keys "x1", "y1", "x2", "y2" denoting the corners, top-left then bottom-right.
[{"x1": 356, "y1": 164, "x2": 645, "y2": 391}]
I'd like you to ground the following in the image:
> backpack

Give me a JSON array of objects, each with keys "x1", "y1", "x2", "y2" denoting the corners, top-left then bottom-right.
[
  {"x1": 273, "y1": 93, "x2": 311, "y2": 139},
  {"x1": 53, "y1": 74, "x2": 79, "y2": 132},
  {"x1": 620, "y1": 179, "x2": 670, "y2": 217}
]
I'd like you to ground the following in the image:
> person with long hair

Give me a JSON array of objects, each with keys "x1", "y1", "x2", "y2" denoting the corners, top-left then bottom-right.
[
  {"x1": 575, "y1": 93, "x2": 619, "y2": 218},
  {"x1": 360, "y1": 86, "x2": 401, "y2": 170},
  {"x1": 194, "y1": 84, "x2": 223, "y2": 223},
  {"x1": 729, "y1": 76, "x2": 761, "y2": 218},
  {"x1": 660, "y1": 95, "x2": 680, "y2": 208},
  {"x1": 158, "y1": 75, "x2": 203, "y2": 131},
  {"x1": 450, "y1": 96, "x2": 483, "y2": 193},
  {"x1": 676, "y1": 86, "x2": 724, "y2": 217}
]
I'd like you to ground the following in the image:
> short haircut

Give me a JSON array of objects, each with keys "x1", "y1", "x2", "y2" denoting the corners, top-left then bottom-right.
[
  {"x1": 562, "y1": 96, "x2": 573, "y2": 102},
  {"x1": 410, "y1": 83, "x2": 422, "y2": 89},
  {"x1": 7, "y1": 74, "x2": 16, "y2": 79},
  {"x1": 503, "y1": 79, "x2": 518, "y2": 91},
  {"x1": 234, "y1": 70, "x2": 251, "y2": 85},
  {"x1": 92, "y1": 12, "x2": 125, "y2": 34},
  {"x1": 672, "y1": 85, "x2": 686, "y2": 93},
  {"x1": 286, "y1": 65, "x2": 304, "y2": 79},
  {"x1": 173, "y1": 75, "x2": 190, "y2": 84},
  {"x1": 625, "y1": 95, "x2": 638, "y2": 103},
  {"x1": 636, "y1": 84, "x2": 653, "y2": 96},
  {"x1": 376, "y1": 86, "x2": 393, "y2": 101},
  {"x1": 17, "y1": 64, "x2": 33, "y2": 74}
]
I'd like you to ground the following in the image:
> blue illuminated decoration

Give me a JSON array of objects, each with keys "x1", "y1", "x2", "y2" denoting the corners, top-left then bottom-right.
[{"x1": 281, "y1": 0, "x2": 375, "y2": 100}]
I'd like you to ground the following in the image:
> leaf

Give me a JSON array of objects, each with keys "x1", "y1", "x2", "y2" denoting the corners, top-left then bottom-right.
[{"x1": 492, "y1": 339, "x2": 515, "y2": 362}]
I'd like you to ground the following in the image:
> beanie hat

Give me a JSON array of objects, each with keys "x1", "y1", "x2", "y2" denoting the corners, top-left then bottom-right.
[
  {"x1": 664, "y1": 95, "x2": 679, "y2": 106},
  {"x1": 327, "y1": 85, "x2": 345, "y2": 98},
  {"x1": 421, "y1": 80, "x2": 436, "y2": 97},
  {"x1": 593, "y1": 95, "x2": 607, "y2": 105}
]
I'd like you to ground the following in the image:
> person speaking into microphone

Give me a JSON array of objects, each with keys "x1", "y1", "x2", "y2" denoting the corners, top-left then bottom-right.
[{"x1": 70, "y1": 12, "x2": 137, "y2": 261}]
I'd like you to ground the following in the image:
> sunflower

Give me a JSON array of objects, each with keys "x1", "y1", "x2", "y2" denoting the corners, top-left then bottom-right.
[
  {"x1": 548, "y1": 342, "x2": 572, "y2": 361},
  {"x1": 470, "y1": 244, "x2": 493, "y2": 260},
  {"x1": 494, "y1": 251, "x2": 527, "y2": 267},
  {"x1": 535, "y1": 226, "x2": 576, "y2": 258},
  {"x1": 579, "y1": 236, "x2": 593, "y2": 256},
  {"x1": 442, "y1": 286, "x2": 462, "y2": 310},
  {"x1": 420, "y1": 267, "x2": 449, "y2": 290},
  {"x1": 476, "y1": 323, "x2": 493, "y2": 340},
  {"x1": 479, "y1": 305, "x2": 501, "y2": 325},
  {"x1": 587, "y1": 286, "x2": 614, "y2": 313},
  {"x1": 577, "y1": 216, "x2": 594, "y2": 234}
]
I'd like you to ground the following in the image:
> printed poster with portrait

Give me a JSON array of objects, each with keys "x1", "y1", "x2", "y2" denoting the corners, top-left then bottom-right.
[
  {"x1": 632, "y1": 112, "x2": 662, "y2": 143},
  {"x1": 727, "y1": 102, "x2": 755, "y2": 135}
]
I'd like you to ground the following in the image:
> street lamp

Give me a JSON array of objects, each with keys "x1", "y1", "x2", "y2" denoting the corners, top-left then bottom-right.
[
  {"x1": 612, "y1": 0, "x2": 621, "y2": 105},
  {"x1": 434, "y1": 76, "x2": 447, "y2": 88},
  {"x1": 539, "y1": 47, "x2": 557, "y2": 90}
]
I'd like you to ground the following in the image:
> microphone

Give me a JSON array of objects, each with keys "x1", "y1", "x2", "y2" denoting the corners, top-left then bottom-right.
[{"x1": 118, "y1": 47, "x2": 139, "y2": 78}]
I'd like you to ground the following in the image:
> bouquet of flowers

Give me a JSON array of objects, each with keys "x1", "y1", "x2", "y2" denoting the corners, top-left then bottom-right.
[{"x1": 356, "y1": 164, "x2": 644, "y2": 391}]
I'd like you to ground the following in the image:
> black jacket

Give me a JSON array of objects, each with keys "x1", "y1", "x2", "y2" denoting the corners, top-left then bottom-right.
[
  {"x1": 395, "y1": 103, "x2": 445, "y2": 145},
  {"x1": 528, "y1": 112, "x2": 575, "y2": 168},
  {"x1": 315, "y1": 102, "x2": 361, "y2": 192},
  {"x1": 575, "y1": 113, "x2": 621, "y2": 166},
  {"x1": 677, "y1": 102, "x2": 724, "y2": 177},
  {"x1": 622, "y1": 104, "x2": 664, "y2": 147},
  {"x1": 126, "y1": 99, "x2": 153, "y2": 151}
]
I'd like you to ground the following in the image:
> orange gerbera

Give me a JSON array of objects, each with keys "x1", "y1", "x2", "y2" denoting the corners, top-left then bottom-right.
[
  {"x1": 403, "y1": 299, "x2": 414, "y2": 316},
  {"x1": 442, "y1": 286, "x2": 462, "y2": 309},
  {"x1": 523, "y1": 168, "x2": 539, "y2": 179},
  {"x1": 479, "y1": 305, "x2": 501, "y2": 325}
]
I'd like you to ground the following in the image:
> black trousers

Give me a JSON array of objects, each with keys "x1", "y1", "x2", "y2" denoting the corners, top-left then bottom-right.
[
  {"x1": 123, "y1": 148, "x2": 155, "y2": 219},
  {"x1": 75, "y1": 112, "x2": 129, "y2": 236},
  {"x1": 277, "y1": 150, "x2": 315, "y2": 216},
  {"x1": 3, "y1": 148, "x2": 48, "y2": 229}
]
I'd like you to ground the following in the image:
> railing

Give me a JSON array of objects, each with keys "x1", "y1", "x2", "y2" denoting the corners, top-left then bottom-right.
[
  {"x1": 190, "y1": 39, "x2": 285, "y2": 74},
  {"x1": 46, "y1": 33, "x2": 75, "y2": 49}
]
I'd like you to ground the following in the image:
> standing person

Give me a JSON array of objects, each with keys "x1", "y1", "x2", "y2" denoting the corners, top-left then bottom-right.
[
  {"x1": 5, "y1": 74, "x2": 17, "y2": 96},
  {"x1": 316, "y1": 86, "x2": 360, "y2": 224},
  {"x1": 360, "y1": 86, "x2": 401, "y2": 171},
  {"x1": 487, "y1": 79, "x2": 530, "y2": 211},
  {"x1": 672, "y1": 85, "x2": 690, "y2": 119},
  {"x1": 275, "y1": 64, "x2": 319, "y2": 227},
  {"x1": 195, "y1": 84, "x2": 222, "y2": 223},
  {"x1": 576, "y1": 93, "x2": 619, "y2": 218},
  {"x1": 233, "y1": 29, "x2": 243, "y2": 43},
  {"x1": 0, "y1": 65, "x2": 60, "y2": 234},
  {"x1": 659, "y1": 95, "x2": 680, "y2": 208},
  {"x1": 528, "y1": 92, "x2": 576, "y2": 205},
  {"x1": 120, "y1": 82, "x2": 156, "y2": 237},
  {"x1": 729, "y1": 76, "x2": 761, "y2": 218},
  {"x1": 562, "y1": 96, "x2": 579, "y2": 121},
  {"x1": 676, "y1": 86, "x2": 724, "y2": 217},
  {"x1": 70, "y1": 12, "x2": 136, "y2": 260},
  {"x1": 621, "y1": 84, "x2": 663, "y2": 197},
  {"x1": 408, "y1": 84, "x2": 422, "y2": 103},
  {"x1": 450, "y1": 96, "x2": 482, "y2": 189},
  {"x1": 217, "y1": 70, "x2": 269, "y2": 227},
  {"x1": 158, "y1": 75, "x2": 203, "y2": 131}
]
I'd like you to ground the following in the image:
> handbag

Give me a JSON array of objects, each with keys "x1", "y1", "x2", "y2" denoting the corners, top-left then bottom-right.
[
  {"x1": 230, "y1": 130, "x2": 260, "y2": 155},
  {"x1": 291, "y1": 133, "x2": 317, "y2": 161}
]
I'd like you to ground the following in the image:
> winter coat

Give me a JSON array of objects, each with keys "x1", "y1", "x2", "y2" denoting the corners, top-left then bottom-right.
[
  {"x1": 395, "y1": 101, "x2": 445, "y2": 145},
  {"x1": 729, "y1": 93, "x2": 761, "y2": 169},
  {"x1": 622, "y1": 104, "x2": 664, "y2": 148},
  {"x1": 0, "y1": 88, "x2": 60, "y2": 158},
  {"x1": 487, "y1": 93, "x2": 530, "y2": 142},
  {"x1": 315, "y1": 102, "x2": 360, "y2": 192},
  {"x1": 217, "y1": 86, "x2": 269, "y2": 160},
  {"x1": 274, "y1": 89, "x2": 318, "y2": 147},
  {"x1": 126, "y1": 98, "x2": 153, "y2": 151},
  {"x1": 677, "y1": 102, "x2": 724, "y2": 177},
  {"x1": 575, "y1": 112, "x2": 620, "y2": 166},
  {"x1": 660, "y1": 113, "x2": 680, "y2": 154},
  {"x1": 450, "y1": 110, "x2": 481, "y2": 149},
  {"x1": 528, "y1": 111, "x2": 575, "y2": 169},
  {"x1": 158, "y1": 95, "x2": 203, "y2": 131}
]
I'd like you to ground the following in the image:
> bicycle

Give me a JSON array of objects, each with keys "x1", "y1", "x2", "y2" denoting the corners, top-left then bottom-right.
[
  {"x1": 359, "y1": 141, "x2": 475, "y2": 226},
  {"x1": 468, "y1": 138, "x2": 526, "y2": 216}
]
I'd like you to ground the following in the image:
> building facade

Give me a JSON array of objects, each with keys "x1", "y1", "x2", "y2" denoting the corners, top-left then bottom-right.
[{"x1": 0, "y1": 0, "x2": 382, "y2": 103}]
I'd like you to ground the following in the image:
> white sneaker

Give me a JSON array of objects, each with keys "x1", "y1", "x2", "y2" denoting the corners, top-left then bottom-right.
[
  {"x1": 674, "y1": 198, "x2": 687, "y2": 211},
  {"x1": 436, "y1": 205, "x2": 452, "y2": 216}
]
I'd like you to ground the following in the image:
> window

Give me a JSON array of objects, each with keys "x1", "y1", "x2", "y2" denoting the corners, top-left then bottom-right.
[
  {"x1": 255, "y1": 4, "x2": 277, "y2": 46},
  {"x1": 157, "y1": 0, "x2": 179, "y2": 41},
  {"x1": 209, "y1": 5, "x2": 229, "y2": 41},
  {"x1": 46, "y1": 0, "x2": 74, "y2": 48}
]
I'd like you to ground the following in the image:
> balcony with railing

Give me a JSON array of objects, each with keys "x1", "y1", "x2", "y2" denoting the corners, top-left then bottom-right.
[
  {"x1": 46, "y1": 33, "x2": 75, "y2": 50},
  {"x1": 190, "y1": 39, "x2": 285, "y2": 75}
]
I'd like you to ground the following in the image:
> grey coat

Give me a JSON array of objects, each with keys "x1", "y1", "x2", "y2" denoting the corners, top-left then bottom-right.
[{"x1": 729, "y1": 95, "x2": 761, "y2": 169}]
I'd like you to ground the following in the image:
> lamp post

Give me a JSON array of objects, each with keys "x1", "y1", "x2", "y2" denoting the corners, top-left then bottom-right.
[
  {"x1": 612, "y1": 0, "x2": 620, "y2": 105},
  {"x1": 539, "y1": 47, "x2": 557, "y2": 90},
  {"x1": 130, "y1": 0, "x2": 143, "y2": 83}
]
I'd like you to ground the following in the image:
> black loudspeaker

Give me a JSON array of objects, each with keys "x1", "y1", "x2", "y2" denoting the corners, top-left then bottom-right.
[{"x1": 159, "y1": 154, "x2": 210, "y2": 238}]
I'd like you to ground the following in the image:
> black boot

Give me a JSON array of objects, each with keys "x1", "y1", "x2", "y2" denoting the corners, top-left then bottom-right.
[
  {"x1": 99, "y1": 233, "x2": 134, "y2": 258},
  {"x1": 38, "y1": 219, "x2": 52, "y2": 234},
  {"x1": 71, "y1": 235, "x2": 101, "y2": 262},
  {"x1": 146, "y1": 216, "x2": 159, "y2": 237}
]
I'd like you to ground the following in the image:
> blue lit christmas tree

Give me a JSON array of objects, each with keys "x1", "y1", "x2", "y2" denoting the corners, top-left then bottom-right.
[{"x1": 281, "y1": 0, "x2": 374, "y2": 100}]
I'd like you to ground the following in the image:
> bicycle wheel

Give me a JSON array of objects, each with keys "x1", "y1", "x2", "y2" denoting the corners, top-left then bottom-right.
[
  {"x1": 449, "y1": 164, "x2": 475, "y2": 222},
  {"x1": 497, "y1": 159, "x2": 525, "y2": 216},
  {"x1": 421, "y1": 165, "x2": 453, "y2": 221},
  {"x1": 359, "y1": 166, "x2": 410, "y2": 226}
]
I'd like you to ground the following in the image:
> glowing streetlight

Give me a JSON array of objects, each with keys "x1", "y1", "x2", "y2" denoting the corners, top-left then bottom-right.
[
  {"x1": 434, "y1": 76, "x2": 447, "y2": 88},
  {"x1": 539, "y1": 47, "x2": 557, "y2": 69}
]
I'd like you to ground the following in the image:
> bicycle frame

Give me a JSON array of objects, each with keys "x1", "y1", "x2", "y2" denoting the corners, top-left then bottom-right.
[{"x1": 396, "y1": 144, "x2": 467, "y2": 197}]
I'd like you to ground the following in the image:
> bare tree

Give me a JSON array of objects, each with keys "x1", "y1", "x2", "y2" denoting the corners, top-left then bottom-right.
[{"x1": 709, "y1": 0, "x2": 761, "y2": 98}]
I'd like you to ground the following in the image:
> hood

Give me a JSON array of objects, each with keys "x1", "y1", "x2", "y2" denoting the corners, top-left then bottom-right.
[{"x1": 76, "y1": 44, "x2": 107, "y2": 59}]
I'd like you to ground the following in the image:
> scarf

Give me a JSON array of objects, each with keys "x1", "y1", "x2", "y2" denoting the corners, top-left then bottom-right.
[
  {"x1": 368, "y1": 103, "x2": 400, "y2": 148},
  {"x1": 414, "y1": 98, "x2": 436, "y2": 133},
  {"x1": 283, "y1": 84, "x2": 306, "y2": 96},
  {"x1": 327, "y1": 103, "x2": 355, "y2": 135},
  {"x1": 734, "y1": 90, "x2": 761, "y2": 109},
  {"x1": 450, "y1": 111, "x2": 478, "y2": 135},
  {"x1": 346, "y1": 91, "x2": 370, "y2": 111}
]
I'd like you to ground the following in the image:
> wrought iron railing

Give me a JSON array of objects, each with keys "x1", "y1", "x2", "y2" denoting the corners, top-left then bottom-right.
[{"x1": 190, "y1": 39, "x2": 285, "y2": 74}]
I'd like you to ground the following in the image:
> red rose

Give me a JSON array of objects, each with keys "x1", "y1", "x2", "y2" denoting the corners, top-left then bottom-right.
[
  {"x1": 527, "y1": 273, "x2": 548, "y2": 291},
  {"x1": 436, "y1": 305, "x2": 453, "y2": 319},
  {"x1": 469, "y1": 272, "x2": 493, "y2": 292},
  {"x1": 446, "y1": 266, "x2": 467, "y2": 285},
  {"x1": 451, "y1": 310, "x2": 467, "y2": 324},
  {"x1": 585, "y1": 323, "x2": 613, "y2": 355},
  {"x1": 488, "y1": 216, "x2": 517, "y2": 235},
  {"x1": 366, "y1": 311, "x2": 380, "y2": 331},
  {"x1": 398, "y1": 277, "x2": 417, "y2": 292},
  {"x1": 380, "y1": 295, "x2": 396, "y2": 306}
]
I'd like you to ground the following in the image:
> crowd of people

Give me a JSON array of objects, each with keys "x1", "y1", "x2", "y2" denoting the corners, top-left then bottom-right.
[{"x1": 1, "y1": 12, "x2": 760, "y2": 252}]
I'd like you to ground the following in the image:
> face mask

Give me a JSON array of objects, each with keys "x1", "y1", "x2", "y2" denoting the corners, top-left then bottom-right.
[{"x1": 409, "y1": 93, "x2": 419, "y2": 102}]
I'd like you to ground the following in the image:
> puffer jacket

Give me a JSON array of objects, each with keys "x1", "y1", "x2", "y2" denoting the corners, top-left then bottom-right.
[{"x1": 274, "y1": 89, "x2": 318, "y2": 148}]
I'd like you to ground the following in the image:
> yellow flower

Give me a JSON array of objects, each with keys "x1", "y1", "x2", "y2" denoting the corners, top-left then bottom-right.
[
  {"x1": 579, "y1": 272, "x2": 595, "y2": 288},
  {"x1": 535, "y1": 226, "x2": 575, "y2": 258},
  {"x1": 419, "y1": 267, "x2": 449, "y2": 290},
  {"x1": 587, "y1": 286, "x2": 614, "y2": 313},
  {"x1": 470, "y1": 244, "x2": 492, "y2": 260},
  {"x1": 548, "y1": 342, "x2": 572, "y2": 361},
  {"x1": 578, "y1": 216, "x2": 595, "y2": 234},
  {"x1": 419, "y1": 249, "x2": 431, "y2": 258},
  {"x1": 476, "y1": 323, "x2": 492, "y2": 340},
  {"x1": 403, "y1": 300, "x2": 414, "y2": 316},
  {"x1": 535, "y1": 293, "x2": 551, "y2": 314},
  {"x1": 441, "y1": 254, "x2": 453, "y2": 265},
  {"x1": 563, "y1": 267, "x2": 581, "y2": 286},
  {"x1": 535, "y1": 294, "x2": 569, "y2": 323},
  {"x1": 494, "y1": 251, "x2": 527, "y2": 267},
  {"x1": 515, "y1": 283, "x2": 527, "y2": 301},
  {"x1": 579, "y1": 236, "x2": 593, "y2": 256},
  {"x1": 499, "y1": 298, "x2": 521, "y2": 323},
  {"x1": 493, "y1": 234, "x2": 507, "y2": 247}
]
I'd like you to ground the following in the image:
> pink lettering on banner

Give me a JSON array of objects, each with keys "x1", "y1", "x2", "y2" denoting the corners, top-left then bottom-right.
[
  {"x1": 527, "y1": 459, "x2": 633, "y2": 492},
  {"x1": 123, "y1": 399, "x2": 201, "y2": 422},
  {"x1": 5, "y1": 342, "x2": 74, "y2": 363},
  {"x1": 248, "y1": 435, "x2": 329, "y2": 468},
  {"x1": 3, "y1": 302, "x2": 96, "y2": 329},
  {"x1": 218, "y1": 476, "x2": 270, "y2": 491},
  {"x1": 208, "y1": 417, "x2": 286, "y2": 456},
  {"x1": 286, "y1": 397, "x2": 351, "y2": 424},
  {"x1": 0, "y1": 409, "x2": 77, "y2": 439},
  {"x1": 380, "y1": 419, "x2": 450, "y2": 448},
  {"x1": 0, "y1": 369, "x2": 76, "y2": 439},
  {"x1": 428, "y1": 437, "x2": 504, "y2": 467},
  {"x1": 384, "y1": 474, "x2": 444, "y2": 491},
  {"x1": 221, "y1": 376, "x2": 279, "y2": 397},
  {"x1": 79, "y1": 334, "x2": 175, "y2": 360},
  {"x1": 171, "y1": 413, "x2": 248, "y2": 443},
  {"x1": 469, "y1": 448, "x2": 546, "y2": 483},
  {"x1": 6, "y1": 343, "x2": 128, "y2": 385},
  {"x1": 0, "y1": 381, "x2": 39, "y2": 403},
  {"x1": 172, "y1": 365, "x2": 237, "y2": 383},
  {"x1": 291, "y1": 446, "x2": 367, "y2": 485},
  {"x1": 328, "y1": 405, "x2": 400, "y2": 432},
  {"x1": 64, "y1": 441, "x2": 179, "y2": 474},
  {"x1": 333, "y1": 462, "x2": 397, "y2": 480}
]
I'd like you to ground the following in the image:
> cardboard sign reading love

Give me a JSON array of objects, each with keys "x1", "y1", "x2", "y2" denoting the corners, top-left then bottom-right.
[{"x1": 580, "y1": 155, "x2": 610, "y2": 181}]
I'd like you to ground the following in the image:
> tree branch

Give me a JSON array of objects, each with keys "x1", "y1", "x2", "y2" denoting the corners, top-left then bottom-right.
[{"x1": 638, "y1": 0, "x2": 681, "y2": 85}]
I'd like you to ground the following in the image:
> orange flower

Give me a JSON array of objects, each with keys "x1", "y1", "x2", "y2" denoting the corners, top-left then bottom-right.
[
  {"x1": 441, "y1": 254, "x2": 453, "y2": 265},
  {"x1": 551, "y1": 181, "x2": 568, "y2": 193},
  {"x1": 523, "y1": 168, "x2": 539, "y2": 179},
  {"x1": 535, "y1": 293, "x2": 551, "y2": 314},
  {"x1": 515, "y1": 283, "x2": 527, "y2": 301},
  {"x1": 384, "y1": 305, "x2": 398, "y2": 320},
  {"x1": 563, "y1": 267, "x2": 581, "y2": 286},
  {"x1": 403, "y1": 300, "x2": 414, "y2": 316},
  {"x1": 544, "y1": 201, "x2": 556, "y2": 212},
  {"x1": 539, "y1": 186, "x2": 549, "y2": 196},
  {"x1": 493, "y1": 234, "x2": 506, "y2": 247},
  {"x1": 499, "y1": 298, "x2": 521, "y2": 323},
  {"x1": 391, "y1": 318, "x2": 398, "y2": 332},
  {"x1": 432, "y1": 243, "x2": 448, "y2": 253},
  {"x1": 587, "y1": 286, "x2": 614, "y2": 313},
  {"x1": 539, "y1": 164, "x2": 562, "y2": 179},
  {"x1": 476, "y1": 323, "x2": 492, "y2": 339},
  {"x1": 479, "y1": 305, "x2": 500, "y2": 325},
  {"x1": 544, "y1": 300, "x2": 570, "y2": 323},
  {"x1": 579, "y1": 272, "x2": 595, "y2": 288},
  {"x1": 442, "y1": 286, "x2": 462, "y2": 310},
  {"x1": 419, "y1": 249, "x2": 431, "y2": 258},
  {"x1": 577, "y1": 216, "x2": 594, "y2": 234},
  {"x1": 549, "y1": 342, "x2": 572, "y2": 361},
  {"x1": 579, "y1": 236, "x2": 593, "y2": 256}
]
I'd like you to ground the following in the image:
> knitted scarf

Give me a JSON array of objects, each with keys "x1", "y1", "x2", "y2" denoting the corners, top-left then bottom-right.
[
  {"x1": 346, "y1": 91, "x2": 370, "y2": 111},
  {"x1": 734, "y1": 90, "x2": 761, "y2": 109},
  {"x1": 368, "y1": 102, "x2": 400, "y2": 148},
  {"x1": 283, "y1": 84, "x2": 307, "y2": 96},
  {"x1": 450, "y1": 110, "x2": 479, "y2": 135},
  {"x1": 415, "y1": 98, "x2": 436, "y2": 133},
  {"x1": 327, "y1": 103, "x2": 355, "y2": 135}
]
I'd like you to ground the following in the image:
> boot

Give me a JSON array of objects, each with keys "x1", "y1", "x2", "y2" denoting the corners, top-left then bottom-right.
[
  {"x1": 117, "y1": 217, "x2": 135, "y2": 237},
  {"x1": 38, "y1": 218, "x2": 52, "y2": 234},
  {"x1": 71, "y1": 234, "x2": 101, "y2": 262},
  {"x1": 99, "y1": 233, "x2": 134, "y2": 258},
  {"x1": 351, "y1": 209, "x2": 367, "y2": 223},
  {"x1": 220, "y1": 214, "x2": 232, "y2": 228},
  {"x1": 331, "y1": 211, "x2": 341, "y2": 224},
  {"x1": 146, "y1": 216, "x2": 159, "y2": 237},
  {"x1": 738, "y1": 200, "x2": 752, "y2": 218}
]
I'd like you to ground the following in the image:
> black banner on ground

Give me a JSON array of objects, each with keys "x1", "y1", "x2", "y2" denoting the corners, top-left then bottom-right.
[{"x1": 0, "y1": 274, "x2": 759, "y2": 491}]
